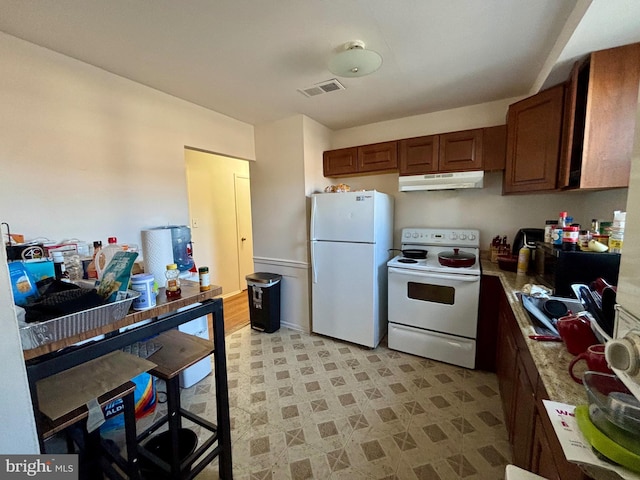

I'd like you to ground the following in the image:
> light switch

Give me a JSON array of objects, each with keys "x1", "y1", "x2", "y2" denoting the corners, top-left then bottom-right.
[{"x1": 192, "y1": 218, "x2": 199, "y2": 228}]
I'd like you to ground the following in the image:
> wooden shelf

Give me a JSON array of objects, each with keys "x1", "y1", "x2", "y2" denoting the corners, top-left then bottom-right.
[{"x1": 146, "y1": 330, "x2": 214, "y2": 380}]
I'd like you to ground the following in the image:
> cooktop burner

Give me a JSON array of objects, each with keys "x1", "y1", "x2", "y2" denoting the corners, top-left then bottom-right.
[{"x1": 398, "y1": 258, "x2": 418, "y2": 264}]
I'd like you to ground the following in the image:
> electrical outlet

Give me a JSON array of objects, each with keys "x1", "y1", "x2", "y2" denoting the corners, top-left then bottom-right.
[{"x1": 192, "y1": 218, "x2": 199, "y2": 228}]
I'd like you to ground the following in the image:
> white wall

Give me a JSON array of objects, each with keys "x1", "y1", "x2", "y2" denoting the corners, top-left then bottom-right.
[
  {"x1": 252, "y1": 115, "x2": 319, "y2": 331},
  {"x1": 252, "y1": 116, "x2": 307, "y2": 263},
  {"x1": 330, "y1": 97, "x2": 520, "y2": 148},
  {"x1": 185, "y1": 149, "x2": 251, "y2": 296},
  {"x1": 0, "y1": 32, "x2": 255, "y2": 453},
  {"x1": 0, "y1": 32, "x2": 255, "y2": 246}
]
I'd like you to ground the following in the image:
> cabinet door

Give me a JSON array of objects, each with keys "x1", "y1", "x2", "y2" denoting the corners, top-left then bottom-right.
[
  {"x1": 323, "y1": 147, "x2": 358, "y2": 177},
  {"x1": 575, "y1": 43, "x2": 640, "y2": 189},
  {"x1": 530, "y1": 413, "x2": 560, "y2": 479},
  {"x1": 439, "y1": 129, "x2": 483, "y2": 171},
  {"x1": 358, "y1": 141, "x2": 398, "y2": 173},
  {"x1": 496, "y1": 295, "x2": 518, "y2": 435},
  {"x1": 482, "y1": 125, "x2": 507, "y2": 171},
  {"x1": 398, "y1": 136, "x2": 439, "y2": 175},
  {"x1": 476, "y1": 275, "x2": 500, "y2": 371},
  {"x1": 503, "y1": 84, "x2": 564, "y2": 194},
  {"x1": 511, "y1": 356, "x2": 536, "y2": 469}
]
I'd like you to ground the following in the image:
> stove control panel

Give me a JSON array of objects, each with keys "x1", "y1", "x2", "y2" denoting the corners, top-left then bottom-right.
[{"x1": 401, "y1": 228, "x2": 480, "y2": 247}]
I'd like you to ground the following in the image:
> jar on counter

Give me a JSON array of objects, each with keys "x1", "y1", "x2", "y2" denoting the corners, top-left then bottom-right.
[
  {"x1": 544, "y1": 220, "x2": 556, "y2": 243},
  {"x1": 199, "y1": 266, "x2": 211, "y2": 292},
  {"x1": 562, "y1": 226, "x2": 579, "y2": 251},
  {"x1": 165, "y1": 263, "x2": 181, "y2": 299},
  {"x1": 578, "y1": 230, "x2": 591, "y2": 251}
]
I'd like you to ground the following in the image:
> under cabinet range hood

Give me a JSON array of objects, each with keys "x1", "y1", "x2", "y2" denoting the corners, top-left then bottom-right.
[{"x1": 399, "y1": 170, "x2": 484, "y2": 191}]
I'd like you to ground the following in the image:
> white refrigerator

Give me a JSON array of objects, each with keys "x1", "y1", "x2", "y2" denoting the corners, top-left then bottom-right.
[{"x1": 310, "y1": 191, "x2": 393, "y2": 348}]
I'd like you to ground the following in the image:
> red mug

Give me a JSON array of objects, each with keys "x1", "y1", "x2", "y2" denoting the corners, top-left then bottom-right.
[
  {"x1": 557, "y1": 313, "x2": 599, "y2": 355},
  {"x1": 569, "y1": 344, "x2": 613, "y2": 384}
]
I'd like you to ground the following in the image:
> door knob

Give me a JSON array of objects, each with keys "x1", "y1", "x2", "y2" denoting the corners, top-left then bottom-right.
[{"x1": 241, "y1": 237, "x2": 247, "y2": 242}]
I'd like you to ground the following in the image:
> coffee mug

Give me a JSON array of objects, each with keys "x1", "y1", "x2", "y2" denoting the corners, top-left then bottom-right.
[
  {"x1": 569, "y1": 344, "x2": 613, "y2": 384},
  {"x1": 557, "y1": 313, "x2": 599, "y2": 355}
]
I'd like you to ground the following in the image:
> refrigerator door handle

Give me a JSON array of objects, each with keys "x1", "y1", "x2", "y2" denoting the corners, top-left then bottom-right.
[
  {"x1": 311, "y1": 195, "x2": 317, "y2": 240},
  {"x1": 311, "y1": 241, "x2": 317, "y2": 284}
]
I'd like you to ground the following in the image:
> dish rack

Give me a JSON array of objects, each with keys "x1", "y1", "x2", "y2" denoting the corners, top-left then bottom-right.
[{"x1": 19, "y1": 290, "x2": 140, "y2": 350}]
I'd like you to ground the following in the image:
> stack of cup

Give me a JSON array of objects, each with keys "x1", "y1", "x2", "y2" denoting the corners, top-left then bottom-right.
[{"x1": 609, "y1": 210, "x2": 625, "y2": 253}]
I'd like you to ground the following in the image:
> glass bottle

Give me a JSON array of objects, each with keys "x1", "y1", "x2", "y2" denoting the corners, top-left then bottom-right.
[{"x1": 165, "y1": 263, "x2": 181, "y2": 299}]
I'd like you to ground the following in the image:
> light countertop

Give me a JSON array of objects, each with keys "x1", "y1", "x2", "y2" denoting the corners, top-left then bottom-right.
[{"x1": 481, "y1": 260, "x2": 588, "y2": 405}]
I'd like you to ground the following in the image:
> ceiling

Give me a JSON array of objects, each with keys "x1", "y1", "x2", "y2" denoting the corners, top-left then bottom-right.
[{"x1": 1, "y1": 0, "x2": 639, "y2": 131}]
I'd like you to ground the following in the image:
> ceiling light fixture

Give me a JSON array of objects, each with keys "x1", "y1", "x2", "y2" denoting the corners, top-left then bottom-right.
[{"x1": 328, "y1": 40, "x2": 382, "y2": 78}]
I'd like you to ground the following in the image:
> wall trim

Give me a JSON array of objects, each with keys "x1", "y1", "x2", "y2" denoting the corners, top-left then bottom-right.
[{"x1": 253, "y1": 257, "x2": 309, "y2": 270}]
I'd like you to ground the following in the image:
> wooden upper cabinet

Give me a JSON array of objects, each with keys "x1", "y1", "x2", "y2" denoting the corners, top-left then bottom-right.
[
  {"x1": 482, "y1": 125, "x2": 507, "y2": 171},
  {"x1": 323, "y1": 147, "x2": 358, "y2": 177},
  {"x1": 399, "y1": 135, "x2": 439, "y2": 175},
  {"x1": 358, "y1": 141, "x2": 398, "y2": 173},
  {"x1": 559, "y1": 42, "x2": 640, "y2": 190},
  {"x1": 439, "y1": 129, "x2": 483, "y2": 171},
  {"x1": 398, "y1": 128, "x2": 490, "y2": 176},
  {"x1": 503, "y1": 84, "x2": 565, "y2": 194},
  {"x1": 323, "y1": 143, "x2": 397, "y2": 177}
]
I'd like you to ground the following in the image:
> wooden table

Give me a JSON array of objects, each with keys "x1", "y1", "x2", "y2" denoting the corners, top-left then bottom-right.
[{"x1": 24, "y1": 280, "x2": 233, "y2": 479}]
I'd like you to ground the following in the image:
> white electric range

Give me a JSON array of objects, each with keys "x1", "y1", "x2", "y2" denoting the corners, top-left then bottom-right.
[{"x1": 387, "y1": 228, "x2": 481, "y2": 368}]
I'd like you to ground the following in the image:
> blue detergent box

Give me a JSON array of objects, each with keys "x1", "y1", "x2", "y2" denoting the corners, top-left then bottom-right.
[
  {"x1": 8, "y1": 262, "x2": 39, "y2": 306},
  {"x1": 23, "y1": 259, "x2": 55, "y2": 282}
]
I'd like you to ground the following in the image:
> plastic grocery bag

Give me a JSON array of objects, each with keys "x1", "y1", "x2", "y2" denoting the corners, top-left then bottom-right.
[{"x1": 100, "y1": 372, "x2": 156, "y2": 432}]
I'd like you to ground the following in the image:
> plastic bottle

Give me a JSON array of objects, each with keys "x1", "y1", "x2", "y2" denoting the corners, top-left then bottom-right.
[
  {"x1": 558, "y1": 211, "x2": 568, "y2": 229},
  {"x1": 86, "y1": 241, "x2": 102, "y2": 279},
  {"x1": 52, "y1": 251, "x2": 69, "y2": 281},
  {"x1": 199, "y1": 266, "x2": 211, "y2": 292},
  {"x1": 516, "y1": 246, "x2": 530, "y2": 275},
  {"x1": 165, "y1": 263, "x2": 181, "y2": 299}
]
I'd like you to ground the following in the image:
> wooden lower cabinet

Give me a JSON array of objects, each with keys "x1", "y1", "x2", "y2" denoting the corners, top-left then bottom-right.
[
  {"x1": 495, "y1": 287, "x2": 590, "y2": 479},
  {"x1": 531, "y1": 412, "x2": 560, "y2": 479}
]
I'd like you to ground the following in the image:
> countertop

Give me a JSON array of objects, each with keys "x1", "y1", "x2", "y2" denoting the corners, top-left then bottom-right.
[
  {"x1": 481, "y1": 260, "x2": 588, "y2": 405},
  {"x1": 23, "y1": 280, "x2": 222, "y2": 361}
]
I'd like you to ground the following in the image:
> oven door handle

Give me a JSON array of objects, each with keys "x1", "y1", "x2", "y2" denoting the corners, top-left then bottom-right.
[{"x1": 388, "y1": 267, "x2": 479, "y2": 283}]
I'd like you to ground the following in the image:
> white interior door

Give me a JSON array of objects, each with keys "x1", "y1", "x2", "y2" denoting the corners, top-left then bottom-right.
[{"x1": 235, "y1": 175, "x2": 254, "y2": 290}]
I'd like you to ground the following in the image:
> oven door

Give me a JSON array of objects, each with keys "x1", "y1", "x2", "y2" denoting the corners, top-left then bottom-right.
[{"x1": 388, "y1": 266, "x2": 480, "y2": 338}]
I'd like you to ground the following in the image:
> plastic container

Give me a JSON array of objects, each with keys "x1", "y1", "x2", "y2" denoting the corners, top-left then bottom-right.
[
  {"x1": 140, "y1": 428, "x2": 198, "y2": 479},
  {"x1": 544, "y1": 220, "x2": 556, "y2": 243},
  {"x1": 246, "y1": 272, "x2": 282, "y2": 333},
  {"x1": 198, "y1": 266, "x2": 210, "y2": 292},
  {"x1": 130, "y1": 273, "x2": 156, "y2": 310},
  {"x1": 558, "y1": 211, "x2": 568, "y2": 228},
  {"x1": 165, "y1": 263, "x2": 181, "y2": 299},
  {"x1": 516, "y1": 247, "x2": 530, "y2": 275},
  {"x1": 562, "y1": 226, "x2": 579, "y2": 251},
  {"x1": 582, "y1": 371, "x2": 640, "y2": 458}
]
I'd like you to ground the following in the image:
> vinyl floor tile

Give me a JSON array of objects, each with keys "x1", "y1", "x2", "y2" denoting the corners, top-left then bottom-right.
[{"x1": 111, "y1": 325, "x2": 511, "y2": 479}]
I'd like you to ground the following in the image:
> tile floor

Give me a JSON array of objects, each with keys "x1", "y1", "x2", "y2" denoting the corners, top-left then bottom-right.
[{"x1": 125, "y1": 326, "x2": 512, "y2": 479}]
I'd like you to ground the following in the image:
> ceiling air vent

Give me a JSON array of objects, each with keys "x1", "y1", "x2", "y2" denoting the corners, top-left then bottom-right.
[{"x1": 298, "y1": 79, "x2": 345, "y2": 98}]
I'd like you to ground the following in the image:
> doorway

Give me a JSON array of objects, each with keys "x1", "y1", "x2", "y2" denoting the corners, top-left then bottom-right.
[{"x1": 184, "y1": 148, "x2": 254, "y2": 297}]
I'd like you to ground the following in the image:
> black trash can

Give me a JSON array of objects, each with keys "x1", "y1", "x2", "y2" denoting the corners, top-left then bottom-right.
[{"x1": 246, "y1": 272, "x2": 282, "y2": 333}]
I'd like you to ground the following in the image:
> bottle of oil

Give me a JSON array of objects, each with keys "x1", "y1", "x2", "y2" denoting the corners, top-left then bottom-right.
[{"x1": 516, "y1": 246, "x2": 530, "y2": 275}]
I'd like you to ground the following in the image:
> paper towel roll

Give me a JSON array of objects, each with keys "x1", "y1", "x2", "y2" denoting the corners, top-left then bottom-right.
[{"x1": 141, "y1": 228, "x2": 174, "y2": 288}]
